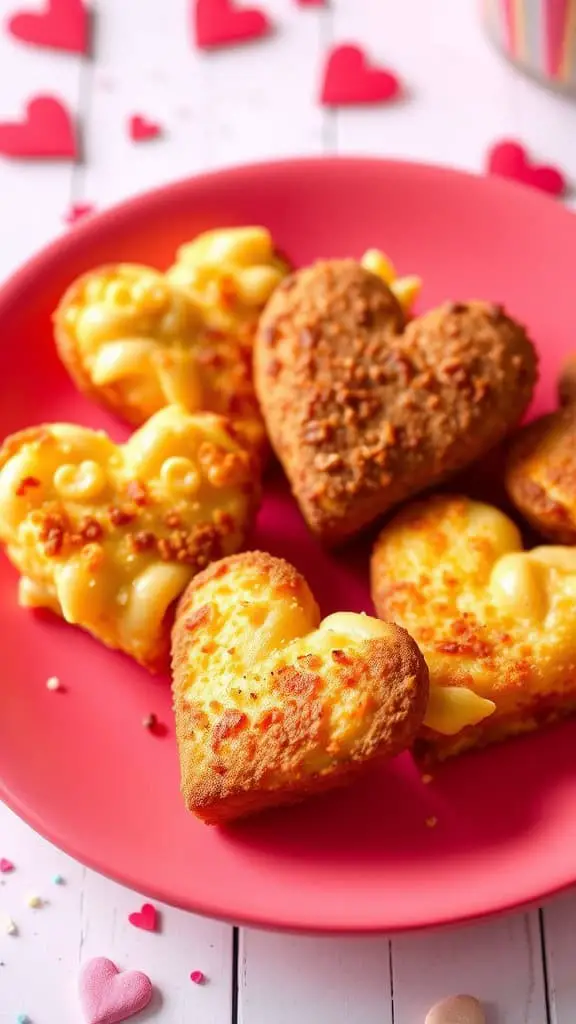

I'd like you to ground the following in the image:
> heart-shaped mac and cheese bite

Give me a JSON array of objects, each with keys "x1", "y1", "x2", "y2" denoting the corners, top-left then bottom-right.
[
  {"x1": 371, "y1": 495, "x2": 576, "y2": 763},
  {"x1": 0, "y1": 406, "x2": 260, "y2": 671},
  {"x1": 505, "y1": 405, "x2": 576, "y2": 543},
  {"x1": 171, "y1": 551, "x2": 429, "y2": 824},
  {"x1": 54, "y1": 263, "x2": 266, "y2": 453},
  {"x1": 166, "y1": 226, "x2": 289, "y2": 335}
]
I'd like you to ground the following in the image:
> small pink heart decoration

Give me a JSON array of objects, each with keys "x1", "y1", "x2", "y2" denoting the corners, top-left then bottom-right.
[
  {"x1": 128, "y1": 902, "x2": 158, "y2": 932},
  {"x1": 0, "y1": 858, "x2": 14, "y2": 872},
  {"x1": 487, "y1": 140, "x2": 566, "y2": 197},
  {"x1": 79, "y1": 957, "x2": 153, "y2": 1024},
  {"x1": 128, "y1": 114, "x2": 162, "y2": 142}
]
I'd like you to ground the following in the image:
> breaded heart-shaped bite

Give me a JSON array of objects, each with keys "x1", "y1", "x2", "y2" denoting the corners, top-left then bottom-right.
[
  {"x1": 371, "y1": 494, "x2": 576, "y2": 764},
  {"x1": 54, "y1": 263, "x2": 265, "y2": 454},
  {"x1": 255, "y1": 261, "x2": 538, "y2": 545},
  {"x1": 506, "y1": 404, "x2": 576, "y2": 543},
  {"x1": 171, "y1": 551, "x2": 429, "y2": 824},
  {"x1": 0, "y1": 406, "x2": 260, "y2": 671}
]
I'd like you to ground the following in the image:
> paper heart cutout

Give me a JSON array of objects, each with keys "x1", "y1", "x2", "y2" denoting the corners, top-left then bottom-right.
[
  {"x1": 0, "y1": 95, "x2": 76, "y2": 159},
  {"x1": 128, "y1": 114, "x2": 162, "y2": 142},
  {"x1": 64, "y1": 201, "x2": 95, "y2": 225},
  {"x1": 79, "y1": 957, "x2": 153, "y2": 1024},
  {"x1": 128, "y1": 903, "x2": 158, "y2": 931},
  {"x1": 171, "y1": 550, "x2": 429, "y2": 823},
  {"x1": 0, "y1": 406, "x2": 259, "y2": 671},
  {"x1": 371, "y1": 494, "x2": 576, "y2": 764},
  {"x1": 194, "y1": 0, "x2": 272, "y2": 49},
  {"x1": 255, "y1": 261, "x2": 538, "y2": 545},
  {"x1": 0, "y1": 858, "x2": 14, "y2": 872},
  {"x1": 8, "y1": 0, "x2": 89, "y2": 54},
  {"x1": 320, "y1": 44, "x2": 401, "y2": 106},
  {"x1": 487, "y1": 140, "x2": 566, "y2": 197}
]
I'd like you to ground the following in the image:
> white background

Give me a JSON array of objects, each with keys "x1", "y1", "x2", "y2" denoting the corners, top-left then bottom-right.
[{"x1": 2, "y1": 1, "x2": 576, "y2": 1021}]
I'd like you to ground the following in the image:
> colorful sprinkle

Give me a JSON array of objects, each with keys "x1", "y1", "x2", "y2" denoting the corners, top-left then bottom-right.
[
  {"x1": 25, "y1": 894, "x2": 43, "y2": 908},
  {"x1": 52, "y1": 874, "x2": 65, "y2": 885},
  {"x1": 46, "y1": 675, "x2": 62, "y2": 691},
  {"x1": 421, "y1": 774, "x2": 433, "y2": 785},
  {"x1": 425, "y1": 816, "x2": 438, "y2": 829},
  {"x1": 142, "y1": 713, "x2": 157, "y2": 729},
  {"x1": 190, "y1": 970, "x2": 206, "y2": 984},
  {"x1": 0, "y1": 858, "x2": 14, "y2": 873},
  {"x1": 3, "y1": 916, "x2": 17, "y2": 935},
  {"x1": 16, "y1": 1014, "x2": 30, "y2": 1024}
]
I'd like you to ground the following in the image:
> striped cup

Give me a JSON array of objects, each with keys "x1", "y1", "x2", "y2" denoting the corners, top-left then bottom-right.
[{"x1": 482, "y1": 0, "x2": 576, "y2": 92}]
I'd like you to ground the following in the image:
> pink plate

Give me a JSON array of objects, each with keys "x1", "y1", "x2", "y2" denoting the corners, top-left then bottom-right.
[{"x1": 1, "y1": 157, "x2": 576, "y2": 934}]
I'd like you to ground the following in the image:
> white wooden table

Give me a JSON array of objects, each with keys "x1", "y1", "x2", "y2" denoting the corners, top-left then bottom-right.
[{"x1": 2, "y1": 1, "x2": 576, "y2": 1021}]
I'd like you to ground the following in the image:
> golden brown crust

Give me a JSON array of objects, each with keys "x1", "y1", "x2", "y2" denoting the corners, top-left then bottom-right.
[
  {"x1": 506, "y1": 406, "x2": 576, "y2": 543},
  {"x1": 0, "y1": 408, "x2": 261, "y2": 672},
  {"x1": 371, "y1": 494, "x2": 576, "y2": 764},
  {"x1": 172, "y1": 550, "x2": 429, "y2": 824},
  {"x1": 255, "y1": 261, "x2": 538, "y2": 545}
]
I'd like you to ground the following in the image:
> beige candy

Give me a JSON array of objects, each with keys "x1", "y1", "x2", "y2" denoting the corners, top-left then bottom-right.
[{"x1": 425, "y1": 995, "x2": 485, "y2": 1024}]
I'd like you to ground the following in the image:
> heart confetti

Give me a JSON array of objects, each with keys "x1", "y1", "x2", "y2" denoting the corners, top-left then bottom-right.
[
  {"x1": 487, "y1": 140, "x2": 566, "y2": 197},
  {"x1": 128, "y1": 903, "x2": 158, "y2": 932},
  {"x1": 0, "y1": 858, "x2": 14, "y2": 873},
  {"x1": 194, "y1": 0, "x2": 272, "y2": 49},
  {"x1": 128, "y1": 114, "x2": 162, "y2": 142},
  {"x1": 7, "y1": 0, "x2": 89, "y2": 55},
  {"x1": 320, "y1": 44, "x2": 401, "y2": 106},
  {"x1": 79, "y1": 957, "x2": 153, "y2": 1024},
  {"x1": 0, "y1": 96, "x2": 77, "y2": 160},
  {"x1": 296, "y1": 0, "x2": 326, "y2": 5}
]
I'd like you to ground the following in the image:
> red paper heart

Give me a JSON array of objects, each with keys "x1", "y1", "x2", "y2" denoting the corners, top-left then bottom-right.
[
  {"x1": 64, "y1": 202, "x2": 95, "y2": 225},
  {"x1": 8, "y1": 0, "x2": 89, "y2": 55},
  {"x1": 0, "y1": 96, "x2": 76, "y2": 160},
  {"x1": 79, "y1": 957, "x2": 153, "y2": 1024},
  {"x1": 194, "y1": 0, "x2": 272, "y2": 49},
  {"x1": 320, "y1": 44, "x2": 401, "y2": 107},
  {"x1": 128, "y1": 115, "x2": 162, "y2": 142},
  {"x1": 0, "y1": 858, "x2": 14, "y2": 873},
  {"x1": 487, "y1": 140, "x2": 566, "y2": 197},
  {"x1": 128, "y1": 903, "x2": 158, "y2": 932}
]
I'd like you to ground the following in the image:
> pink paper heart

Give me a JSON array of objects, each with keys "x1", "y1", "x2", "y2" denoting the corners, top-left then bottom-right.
[
  {"x1": 128, "y1": 114, "x2": 162, "y2": 142},
  {"x1": 64, "y1": 201, "x2": 95, "y2": 225},
  {"x1": 320, "y1": 44, "x2": 401, "y2": 107},
  {"x1": 487, "y1": 140, "x2": 566, "y2": 197},
  {"x1": 0, "y1": 858, "x2": 14, "y2": 872},
  {"x1": 0, "y1": 95, "x2": 76, "y2": 160},
  {"x1": 194, "y1": 0, "x2": 272, "y2": 49},
  {"x1": 79, "y1": 957, "x2": 153, "y2": 1024},
  {"x1": 128, "y1": 902, "x2": 158, "y2": 932},
  {"x1": 7, "y1": 0, "x2": 89, "y2": 54}
]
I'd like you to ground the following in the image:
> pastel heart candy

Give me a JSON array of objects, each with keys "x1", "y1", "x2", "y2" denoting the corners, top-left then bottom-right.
[
  {"x1": 8, "y1": 0, "x2": 89, "y2": 55},
  {"x1": 0, "y1": 95, "x2": 76, "y2": 159},
  {"x1": 0, "y1": 405, "x2": 260, "y2": 671},
  {"x1": 194, "y1": 0, "x2": 272, "y2": 49},
  {"x1": 487, "y1": 140, "x2": 566, "y2": 197},
  {"x1": 128, "y1": 902, "x2": 158, "y2": 931},
  {"x1": 171, "y1": 550, "x2": 429, "y2": 824},
  {"x1": 255, "y1": 260, "x2": 538, "y2": 545},
  {"x1": 320, "y1": 44, "x2": 401, "y2": 106},
  {"x1": 128, "y1": 114, "x2": 162, "y2": 142},
  {"x1": 79, "y1": 957, "x2": 152, "y2": 1024},
  {"x1": 371, "y1": 494, "x2": 576, "y2": 763}
]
